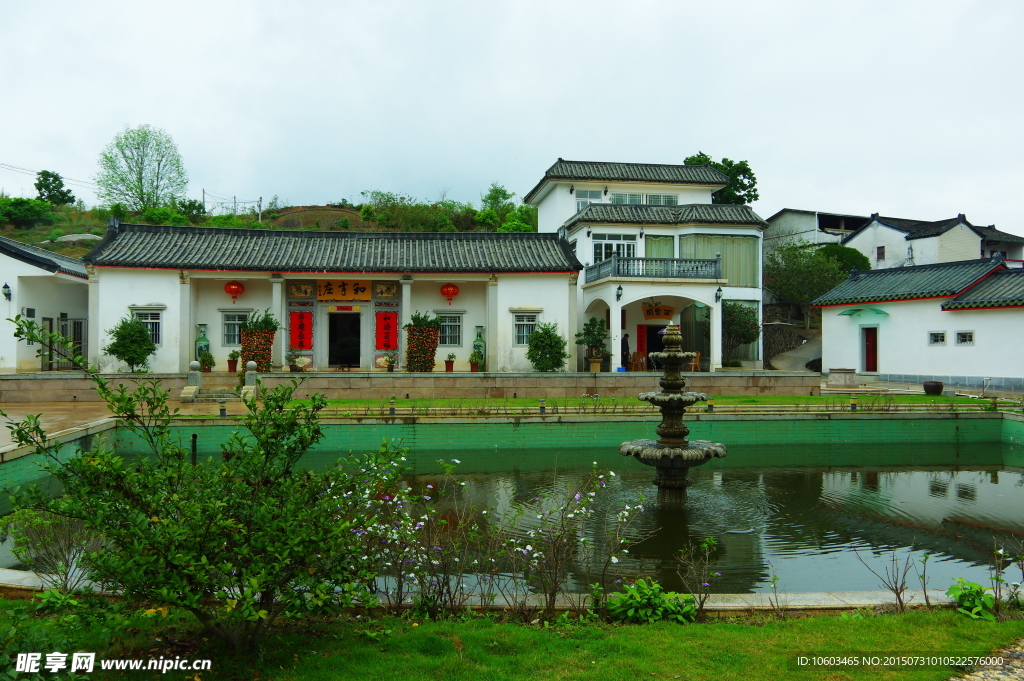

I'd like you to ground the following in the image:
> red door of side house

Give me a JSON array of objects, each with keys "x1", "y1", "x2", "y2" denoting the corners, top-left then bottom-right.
[{"x1": 863, "y1": 327, "x2": 878, "y2": 373}]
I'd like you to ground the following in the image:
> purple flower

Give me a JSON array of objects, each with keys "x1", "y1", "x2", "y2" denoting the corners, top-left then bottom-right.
[
  {"x1": 714, "y1": 572, "x2": 722, "y2": 577},
  {"x1": 702, "y1": 583, "x2": 711, "y2": 587}
]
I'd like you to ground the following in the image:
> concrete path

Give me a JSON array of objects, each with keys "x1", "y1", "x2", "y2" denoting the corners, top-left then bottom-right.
[{"x1": 769, "y1": 327, "x2": 821, "y2": 372}]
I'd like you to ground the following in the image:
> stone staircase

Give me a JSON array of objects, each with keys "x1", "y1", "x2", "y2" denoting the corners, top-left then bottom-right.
[
  {"x1": 191, "y1": 387, "x2": 243, "y2": 403},
  {"x1": 180, "y1": 371, "x2": 247, "y2": 403}
]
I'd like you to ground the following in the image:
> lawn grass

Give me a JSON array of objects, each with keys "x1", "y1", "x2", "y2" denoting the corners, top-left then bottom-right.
[{"x1": 3, "y1": 599, "x2": 1021, "y2": 681}]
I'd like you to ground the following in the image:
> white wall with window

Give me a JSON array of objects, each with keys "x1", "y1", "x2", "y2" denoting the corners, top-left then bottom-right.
[
  {"x1": 535, "y1": 182, "x2": 714, "y2": 234},
  {"x1": 592, "y1": 234, "x2": 637, "y2": 262},
  {"x1": 437, "y1": 313, "x2": 464, "y2": 346},
  {"x1": 222, "y1": 310, "x2": 251, "y2": 345},
  {"x1": 129, "y1": 309, "x2": 163, "y2": 345},
  {"x1": 820, "y1": 299, "x2": 1024, "y2": 383}
]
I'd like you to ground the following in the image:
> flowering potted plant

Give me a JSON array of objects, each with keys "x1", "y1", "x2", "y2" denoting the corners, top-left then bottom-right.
[
  {"x1": 375, "y1": 351, "x2": 398, "y2": 372},
  {"x1": 403, "y1": 311, "x2": 440, "y2": 372},
  {"x1": 468, "y1": 349, "x2": 483, "y2": 372},
  {"x1": 445, "y1": 352, "x2": 456, "y2": 372},
  {"x1": 227, "y1": 349, "x2": 241, "y2": 373},
  {"x1": 240, "y1": 309, "x2": 280, "y2": 372},
  {"x1": 285, "y1": 347, "x2": 306, "y2": 372}
]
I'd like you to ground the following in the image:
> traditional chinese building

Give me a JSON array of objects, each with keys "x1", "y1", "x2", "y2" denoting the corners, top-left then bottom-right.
[{"x1": 82, "y1": 222, "x2": 582, "y2": 372}]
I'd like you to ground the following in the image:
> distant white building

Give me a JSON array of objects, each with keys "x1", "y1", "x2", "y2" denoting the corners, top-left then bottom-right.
[
  {"x1": 0, "y1": 235, "x2": 88, "y2": 373},
  {"x1": 840, "y1": 213, "x2": 1024, "y2": 269},
  {"x1": 813, "y1": 257, "x2": 1024, "y2": 389},
  {"x1": 763, "y1": 208, "x2": 870, "y2": 252},
  {"x1": 525, "y1": 159, "x2": 767, "y2": 370}
]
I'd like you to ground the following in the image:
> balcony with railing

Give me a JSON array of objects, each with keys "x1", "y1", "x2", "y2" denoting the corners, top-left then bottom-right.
[{"x1": 584, "y1": 253, "x2": 722, "y2": 284}]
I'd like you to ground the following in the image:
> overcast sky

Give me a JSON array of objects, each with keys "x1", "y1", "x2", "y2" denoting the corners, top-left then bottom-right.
[{"x1": 2, "y1": 0, "x2": 1022, "y2": 234}]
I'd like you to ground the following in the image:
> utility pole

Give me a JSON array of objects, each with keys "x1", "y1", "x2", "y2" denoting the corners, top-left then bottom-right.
[
  {"x1": 202, "y1": 189, "x2": 205, "y2": 213},
  {"x1": 233, "y1": 196, "x2": 237, "y2": 215},
  {"x1": 258, "y1": 197, "x2": 263, "y2": 223}
]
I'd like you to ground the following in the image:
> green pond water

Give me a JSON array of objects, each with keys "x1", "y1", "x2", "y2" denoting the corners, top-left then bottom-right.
[{"x1": 3, "y1": 425, "x2": 1023, "y2": 595}]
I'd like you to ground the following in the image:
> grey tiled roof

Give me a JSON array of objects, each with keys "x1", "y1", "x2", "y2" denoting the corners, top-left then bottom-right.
[
  {"x1": 812, "y1": 258, "x2": 1004, "y2": 307},
  {"x1": 0, "y1": 234, "x2": 88, "y2": 278},
  {"x1": 942, "y1": 269, "x2": 1024, "y2": 309},
  {"x1": 974, "y1": 225, "x2": 1024, "y2": 245},
  {"x1": 562, "y1": 203, "x2": 766, "y2": 230},
  {"x1": 83, "y1": 223, "x2": 583, "y2": 273},
  {"x1": 523, "y1": 158, "x2": 729, "y2": 203}
]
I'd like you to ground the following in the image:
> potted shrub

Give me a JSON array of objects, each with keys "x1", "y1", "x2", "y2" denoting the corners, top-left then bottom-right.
[
  {"x1": 286, "y1": 348, "x2": 305, "y2": 372},
  {"x1": 468, "y1": 349, "x2": 483, "y2": 372},
  {"x1": 384, "y1": 351, "x2": 397, "y2": 372},
  {"x1": 227, "y1": 349, "x2": 241, "y2": 373},
  {"x1": 403, "y1": 311, "x2": 440, "y2": 372},
  {"x1": 199, "y1": 351, "x2": 216, "y2": 373},
  {"x1": 240, "y1": 309, "x2": 280, "y2": 372},
  {"x1": 574, "y1": 316, "x2": 609, "y2": 372},
  {"x1": 444, "y1": 353, "x2": 456, "y2": 372}
]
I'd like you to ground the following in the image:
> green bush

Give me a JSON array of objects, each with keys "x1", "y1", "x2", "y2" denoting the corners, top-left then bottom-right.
[
  {"x1": 607, "y1": 578, "x2": 697, "y2": 624},
  {"x1": 526, "y1": 322, "x2": 570, "y2": 372},
  {"x1": 0, "y1": 197, "x2": 54, "y2": 228},
  {"x1": 102, "y1": 315, "x2": 156, "y2": 372},
  {"x1": 947, "y1": 578, "x2": 996, "y2": 621}
]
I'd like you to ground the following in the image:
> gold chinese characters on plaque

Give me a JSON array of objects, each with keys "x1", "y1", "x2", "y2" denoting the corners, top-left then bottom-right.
[
  {"x1": 317, "y1": 280, "x2": 371, "y2": 301},
  {"x1": 641, "y1": 304, "x2": 674, "y2": 321}
]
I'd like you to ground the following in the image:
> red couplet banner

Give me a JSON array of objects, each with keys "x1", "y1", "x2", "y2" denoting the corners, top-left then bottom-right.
[
  {"x1": 376, "y1": 312, "x2": 398, "y2": 350},
  {"x1": 290, "y1": 312, "x2": 313, "y2": 349}
]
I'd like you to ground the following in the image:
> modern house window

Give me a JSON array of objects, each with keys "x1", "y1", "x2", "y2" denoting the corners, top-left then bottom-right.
[
  {"x1": 593, "y1": 234, "x2": 637, "y2": 262},
  {"x1": 133, "y1": 312, "x2": 162, "y2": 345},
  {"x1": 678, "y1": 234, "x2": 759, "y2": 287},
  {"x1": 223, "y1": 312, "x2": 249, "y2": 345},
  {"x1": 438, "y1": 314, "x2": 463, "y2": 346},
  {"x1": 876, "y1": 246, "x2": 885, "y2": 261},
  {"x1": 956, "y1": 331, "x2": 975, "y2": 346},
  {"x1": 514, "y1": 314, "x2": 537, "y2": 345},
  {"x1": 576, "y1": 190, "x2": 602, "y2": 213},
  {"x1": 928, "y1": 332, "x2": 946, "y2": 346},
  {"x1": 610, "y1": 192, "x2": 642, "y2": 205},
  {"x1": 647, "y1": 194, "x2": 678, "y2": 205}
]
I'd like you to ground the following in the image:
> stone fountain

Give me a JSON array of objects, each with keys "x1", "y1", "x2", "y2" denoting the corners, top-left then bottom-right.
[{"x1": 620, "y1": 324, "x2": 726, "y2": 501}]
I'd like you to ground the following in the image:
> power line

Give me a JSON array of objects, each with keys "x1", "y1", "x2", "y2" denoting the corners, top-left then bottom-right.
[{"x1": 0, "y1": 162, "x2": 98, "y2": 190}]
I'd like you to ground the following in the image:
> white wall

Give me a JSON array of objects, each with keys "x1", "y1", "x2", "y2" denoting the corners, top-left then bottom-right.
[
  {"x1": 493, "y1": 273, "x2": 573, "y2": 372},
  {"x1": 535, "y1": 181, "x2": 716, "y2": 233},
  {"x1": 93, "y1": 268, "x2": 184, "y2": 373},
  {"x1": 0, "y1": 256, "x2": 88, "y2": 372},
  {"x1": 408, "y1": 278, "x2": 488, "y2": 371},
  {"x1": 937, "y1": 224, "x2": 982, "y2": 262},
  {"x1": 845, "y1": 221, "x2": 917, "y2": 269},
  {"x1": 820, "y1": 299, "x2": 1024, "y2": 379},
  {"x1": 191, "y1": 275, "x2": 274, "y2": 368}
]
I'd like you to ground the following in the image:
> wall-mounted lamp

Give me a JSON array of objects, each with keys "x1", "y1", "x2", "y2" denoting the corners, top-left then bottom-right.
[
  {"x1": 616, "y1": 285, "x2": 623, "y2": 301},
  {"x1": 639, "y1": 228, "x2": 644, "y2": 238},
  {"x1": 586, "y1": 226, "x2": 591, "y2": 237},
  {"x1": 604, "y1": 186, "x2": 608, "y2": 195},
  {"x1": 715, "y1": 286, "x2": 723, "y2": 303},
  {"x1": 1, "y1": 283, "x2": 10, "y2": 301},
  {"x1": 569, "y1": 184, "x2": 574, "y2": 194}
]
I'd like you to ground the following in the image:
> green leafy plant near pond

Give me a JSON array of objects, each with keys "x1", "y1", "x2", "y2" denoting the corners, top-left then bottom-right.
[
  {"x1": 606, "y1": 578, "x2": 697, "y2": 624},
  {"x1": 947, "y1": 578, "x2": 996, "y2": 621},
  {"x1": 526, "y1": 321, "x2": 570, "y2": 372}
]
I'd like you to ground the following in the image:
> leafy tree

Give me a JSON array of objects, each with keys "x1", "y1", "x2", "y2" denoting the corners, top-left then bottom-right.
[
  {"x1": 95, "y1": 124, "x2": 188, "y2": 211},
  {"x1": 437, "y1": 199, "x2": 477, "y2": 232},
  {"x1": 497, "y1": 216, "x2": 534, "y2": 232},
  {"x1": 34, "y1": 170, "x2": 76, "y2": 206},
  {"x1": 102, "y1": 314, "x2": 156, "y2": 371},
  {"x1": 763, "y1": 241, "x2": 847, "y2": 329},
  {"x1": 0, "y1": 197, "x2": 53, "y2": 228},
  {"x1": 2, "y1": 318, "x2": 400, "y2": 655},
  {"x1": 683, "y1": 151, "x2": 759, "y2": 205},
  {"x1": 721, "y1": 301, "x2": 761, "y2": 361},
  {"x1": 140, "y1": 206, "x2": 189, "y2": 226},
  {"x1": 109, "y1": 202, "x2": 129, "y2": 221},
  {"x1": 480, "y1": 182, "x2": 516, "y2": 229},
  {"x1": 818, "y1": 243, "x2": 871, "y2": 274},
  {"x1": 175, "y1": 198, "x2": 207, "y2": 224},
  {"x1": 359, "y1": 203, "x2": 376, "y2": 224},
  {"x1": 475, "y1": 208, "x2": 499, "y2": 231},
  {"x1": 526, "y1": 322, "x2": 571, "y2": 372}
]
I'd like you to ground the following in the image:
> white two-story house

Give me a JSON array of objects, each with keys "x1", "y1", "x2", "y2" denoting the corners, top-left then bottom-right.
[{"x1": 524, "y1": 159, "x2": 767, "y2": 371}]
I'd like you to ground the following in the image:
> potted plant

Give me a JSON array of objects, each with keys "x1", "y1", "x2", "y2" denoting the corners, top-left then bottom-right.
[
  {"x1": 240, "y1": 309, "x2": 280, "y2": 372},
  {"x1": 445, "y1": 353, "x2": 456, "y2": 372},
  {"x1": 199, "y1": 351, "x2": 216, "y2": 373},
  {"x1": 375, "y1": 350, "x2": 398, "y2": 372},
  {"x1": 384, "y1": 353, "x2": 397, "y2": 372},
  {"x1": 403, "y1": 311, "x2": 441, "y2": 372},
  {"x1": 227, "y1": 349, "x2": 241, "y2": 373},
  {"x1": 574, "y1": 316, "x2": 609, "y2": 372},
  {"x1": 468, "y1": 349, "x2": 483, "y2": 372},
  {"x1": 286, "y1": 348, "x2": 304, "y2": 372}
]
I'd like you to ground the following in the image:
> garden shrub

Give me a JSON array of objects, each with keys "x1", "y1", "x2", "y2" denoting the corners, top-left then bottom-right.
[
  {"x1": 404, "y1": 311, "x2": 440, "y2": 372},
  {"x1": 607, "y1": 578, "x2": 697, "y2": 624},
  {"x1": 526, "y1": 322, "x2": 570, "y2": 372},
  {"x1": 0, "y1": 509, "x2": 103, "y2": 594},
  {"x1": 102, "y1": 315, "x2": 156, "y2": 372},
  {"x1": 240, "y1": 308, "x2": 279, "y2": 371}
]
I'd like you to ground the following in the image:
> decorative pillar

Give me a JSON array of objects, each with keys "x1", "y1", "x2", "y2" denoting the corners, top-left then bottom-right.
[
  {"x1": 87, "y1": 266, "x2": 101, "y2": 370},
  {"x1": 610, "y1": 293, "x2": 623, "y2": 371},
  {"x1": 178, "y1": 271, "x2": 193, "y2": 373},
  {"x1": 486, "y1": 274, "x2": 498, "y2": 371},
  {"x1": 709, "y1": 300, "x2": 722, "y2": 371},
  {"x1": 567, "y1": 273, "x2": 579, "y2": 370},
  {"x1": 270, "y1": 274, "x2": 284, "y2": 369},
  {"x1": 400, "y1": 276, "x2": 413, "y2": 329}
]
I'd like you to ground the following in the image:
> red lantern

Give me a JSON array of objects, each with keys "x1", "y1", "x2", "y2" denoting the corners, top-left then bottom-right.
[
  {"x1": 224, "y1": 281, "x2": 245, "y2": 303},
  {"x1": 440, "y1": 283, "x2": 460, "y2": 305}
]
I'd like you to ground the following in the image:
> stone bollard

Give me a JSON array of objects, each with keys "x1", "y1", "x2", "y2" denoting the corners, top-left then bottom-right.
[
  {"x1": 180, "y1": 361, "x2": 202, "y2": 402},
  {"x1": 244, "y1": 361, "x2": 258, "y2": 386}
]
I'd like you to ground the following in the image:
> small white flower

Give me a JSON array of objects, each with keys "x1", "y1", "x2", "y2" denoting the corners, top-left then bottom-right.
[
  {"x1": 610, "y1": 471, "x2": 616, "y2": 477},
  {"x1": 611, "y1": 556, "x2": 619, "y2": 563},
  {"x1": 452, "y1": 458, "x2": 461, "y2": 464}
]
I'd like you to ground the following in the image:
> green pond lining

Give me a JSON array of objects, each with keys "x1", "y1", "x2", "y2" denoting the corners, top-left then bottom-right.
[{"x1": 3, "y1": 412, "x2": 1023, "y2": 491}]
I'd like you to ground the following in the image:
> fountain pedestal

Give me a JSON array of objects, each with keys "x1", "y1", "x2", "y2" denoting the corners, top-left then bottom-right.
[{"x1": 619, "y1": 324, "x2": 726, "y2": 501}]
